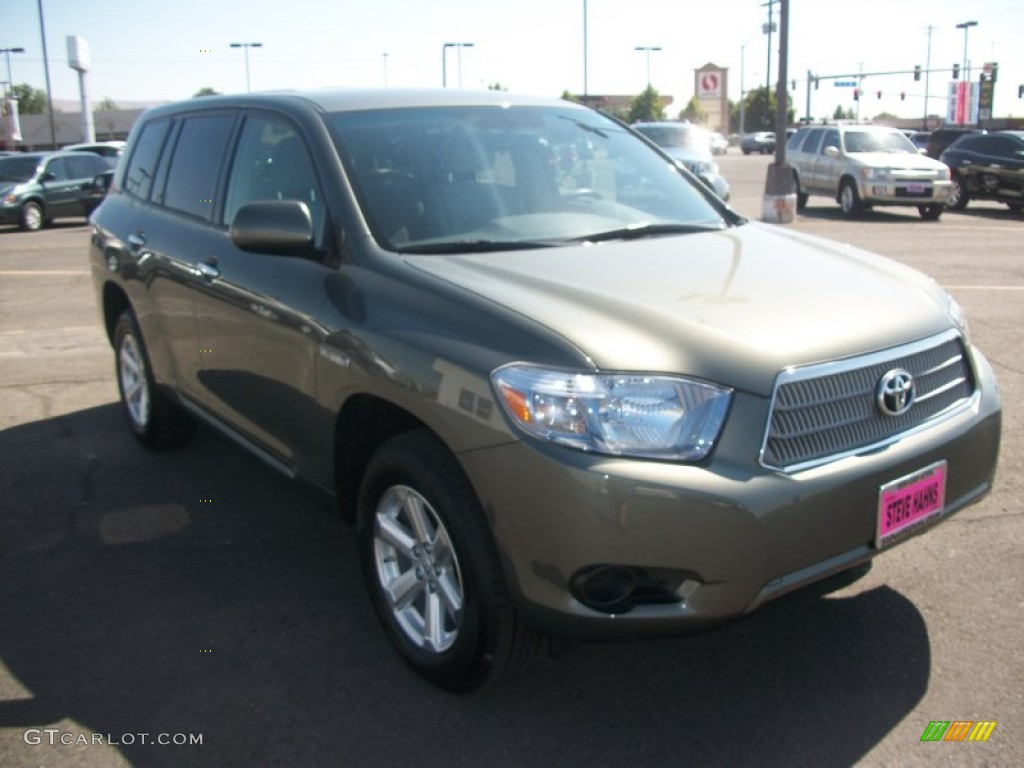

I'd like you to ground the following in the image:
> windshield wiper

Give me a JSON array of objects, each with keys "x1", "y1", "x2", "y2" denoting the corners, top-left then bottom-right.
[
  {"x1": 397, "y1": 239, "x2": 565, "y2": 254},
  {"x1": 571, "y1": 222, "x2": 726, "y2": 244}
]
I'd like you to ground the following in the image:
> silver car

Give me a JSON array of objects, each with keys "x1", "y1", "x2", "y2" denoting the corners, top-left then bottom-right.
[
  {"x1": 632, "y1": 121, "x2": 731, "y2": 201},
  {"x1": 90, "y1": 89, "x2": 1000, "y2": 691},
  {"x1": 788, "y1": 124, "x2": 953, "y2": 219}
]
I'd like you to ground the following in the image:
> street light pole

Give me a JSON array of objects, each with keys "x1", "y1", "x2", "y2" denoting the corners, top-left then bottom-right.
[
  {"x1": 442, "y1": 42, "x2": 473, "y2": 88},
  {"x1": 634, "y1": 46, "x2": 661, "y2": 88},
  {"x1": 956, "y1": 20, "x2": 977, "y2": 81},
  {"x1": 229, "y1": 42, "x2": 262, "y2": 92},
  {"x1": 582, "y1": 0, "x2": 588, "y2": 99},
  {"x1": 1, "y1": 47, "x2": 25, "y2": 98}
]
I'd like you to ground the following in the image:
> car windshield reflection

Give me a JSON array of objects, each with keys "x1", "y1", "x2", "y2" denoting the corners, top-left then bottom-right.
[{"x1": 327, "y1": 106, "x2": 730, "y2": 252}]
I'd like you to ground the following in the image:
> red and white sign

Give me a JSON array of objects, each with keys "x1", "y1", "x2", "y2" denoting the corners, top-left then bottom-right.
[{"x1": 698, "y1": 71, "x2": 722, "y2": 99}]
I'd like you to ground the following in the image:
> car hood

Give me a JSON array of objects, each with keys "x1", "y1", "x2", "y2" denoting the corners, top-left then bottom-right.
[
  {"x1": 848, "y1": 152, "x2": 948, "y2": 171},
  {"x1": 0, "y1": 182, "x2": 19, "y2": 197},
  {"x1": 405, "y1": 223, "x2": 956, "y2": 396}
]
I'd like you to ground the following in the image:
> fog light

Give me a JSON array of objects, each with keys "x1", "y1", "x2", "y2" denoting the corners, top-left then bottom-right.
[{"x1": 570, "y1": 565, "x2": 637, "y2": 613}]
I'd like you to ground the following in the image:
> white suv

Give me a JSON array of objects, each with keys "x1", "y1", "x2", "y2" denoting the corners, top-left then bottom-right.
[{"x1": 787, "y1": 124, "x2": 953, "y2": 220}]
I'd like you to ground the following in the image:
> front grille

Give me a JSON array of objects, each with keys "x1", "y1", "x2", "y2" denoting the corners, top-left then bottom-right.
[{"x1": 761, "y1": 331, "x2": 975, "y2": 471}]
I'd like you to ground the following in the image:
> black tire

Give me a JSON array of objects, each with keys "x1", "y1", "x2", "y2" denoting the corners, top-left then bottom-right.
[
  {"x1": 918, "y1": 204, "x2": 943, "y2": 221},
  {"x1": 838, "y1": 179, "x2": 863, "y2": 218},
  {"x1": 113, "y1": 310, "x2": 196, "y2": 449},
  {"x1": 20, "y1": 201, "x2": 44, "y2": 232},
  {"x1": 947, "y1": 175, "x2": 969, "y2": 211},
  {"x1": 793, "y1": 173, "x2": 808, "y2": 211},
  {"x1": 358, "y1": 430, "x2": 546, "y2": 692}
]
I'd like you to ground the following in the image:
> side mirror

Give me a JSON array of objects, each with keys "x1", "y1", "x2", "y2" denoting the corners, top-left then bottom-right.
[
  {"x1": 40, "y1": 171, "x2": 57, "y2": 183},
  {"x1": 230, "y1": 200, "x2": 315, "y2": 254},
  {"x1": 824, "y1": 145, "x2": 841, "y2": 158},
  {"x1": 92, "y1": 172, "x2": 113, "y2": 194}
]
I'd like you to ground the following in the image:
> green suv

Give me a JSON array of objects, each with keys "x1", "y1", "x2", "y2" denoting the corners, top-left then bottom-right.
[
  {"x1": 0, "y1": 151, "x2": 110, "y2": 231},
  {"x1": 89, "y1": 90, "x2": 1001, "y2": 691}
]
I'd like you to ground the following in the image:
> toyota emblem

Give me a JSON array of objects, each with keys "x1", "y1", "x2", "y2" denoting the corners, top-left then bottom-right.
[{"x1": 876, "y1": 368, "x2": 916, "y2": 417}]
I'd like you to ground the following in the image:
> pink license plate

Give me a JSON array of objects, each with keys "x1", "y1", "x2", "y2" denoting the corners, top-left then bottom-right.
[{"x1": 876, "y1": 461, "x2": 947, "y2": 548}]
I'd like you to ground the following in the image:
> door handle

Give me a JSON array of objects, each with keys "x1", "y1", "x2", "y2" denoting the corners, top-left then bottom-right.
[
  {"x1": 196, "y1": 261, "x2": 220, "y2": 280},
  {"x1": 127, "y1": 232, "x2": 146, "y2": 251}
]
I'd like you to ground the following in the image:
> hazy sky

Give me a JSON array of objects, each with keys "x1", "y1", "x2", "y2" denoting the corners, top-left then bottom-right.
[{"x1": 3, "y1": 0, "x2": 1023, "y2": 120}]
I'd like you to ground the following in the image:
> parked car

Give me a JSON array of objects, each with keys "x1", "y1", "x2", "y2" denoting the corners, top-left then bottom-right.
[
  {"x1": 632, "y1": 121, "x2": 730, "y2": 200},
  {"x1": 741, "y1": 131, "x2": 775, "y2": 154},
  {"x1": 63, "y1": 140, "x2": 127, "y2": 170},
  {"x1": 787, "y1": 123, "x2": 953, "y2": 219},
  {"x1": 0, "y1": 151, "x2": 111, "y2": 230},
  {"x1": 924, "y1": 127, "x2": 985, "y2": 160},
  {"x1": 939, "y1": 130, "x2": 1024, "y2": 213},
  {"x1": 709, "y1": 131, "x2": 729, "y2": 155},
  {"x1": 90, "y1": 88, "x2": 1000, "y2": 691},
  {"x1": 907, "y1": 131, "x2": 931, "y2": 153}
]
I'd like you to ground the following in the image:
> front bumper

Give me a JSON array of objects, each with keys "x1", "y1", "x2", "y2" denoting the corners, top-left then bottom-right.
[
  {"x1": 459, "y1": 348, "x2": 1000, "y2": 639},
  {"x1": 859, "y1": 178, "x2": 953, "y2": 206}
]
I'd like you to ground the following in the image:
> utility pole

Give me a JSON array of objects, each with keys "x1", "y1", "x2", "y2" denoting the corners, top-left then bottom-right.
[
  {"x1": 923, "y1": 25, "x2": 935, "y2": 130},
  {"x1": 762, "y1": 0, "x2": 795, "y2": 223}
]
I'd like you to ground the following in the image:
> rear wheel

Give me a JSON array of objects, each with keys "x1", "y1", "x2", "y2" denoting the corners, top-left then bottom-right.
[
  {"x1": 838, "y1": 180, "x2": 863, "y2": 218},
  {"x1": 918, "y1": 204, "x2": 943, "y2": 221},
  {"x1": 20, "y1": 201, "x2": 44, "y2": 232},
  {"x1": 947, "y1": 174, "x2": 969, "y2": 210},
  {"x1": 794, "y1": 173, "x2": 808, "y2": 211},
  {"x1": 358, "y1": 430, "x2": 546, "y2": 692},
  {"x1": 114, "y1": 310, "x2": 195, "y2": 449}
]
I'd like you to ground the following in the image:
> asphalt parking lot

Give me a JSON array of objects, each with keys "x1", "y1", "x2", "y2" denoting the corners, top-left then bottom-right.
[{"x1": 0, "y1": 153, "x2": 1021, "y2": 767}]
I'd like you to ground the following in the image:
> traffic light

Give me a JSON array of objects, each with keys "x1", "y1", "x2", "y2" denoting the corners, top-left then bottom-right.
[
  {"x1": 952, "y1": 63, "x2": 960, "y2": 79},
  {"x1": 991, "y1": 63, "x2": 998, "y2": 83},
  {"x1": 900, "y1": 91, "x2": 906, "y2": 101},
  {"x1": 853, "y1": 88, "x2": 859, "y2": 101},
  {"x1": 1019, "y1": 84, "x2": 1023, "y2": 99},
  {"x1": 791, "y1": 79, "x2": 796, "y2": 91},
  {"x1": 876, "y1": 90, "x2": 882, "y2": 100},
  {"x1": 914, "y1": 65, "x2": 921, "y2": 81},
  {"x1": 814, "y1": 77, "x2": 820, "y2": 90}
]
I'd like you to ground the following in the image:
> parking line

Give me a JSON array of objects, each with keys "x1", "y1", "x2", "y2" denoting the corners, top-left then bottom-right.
[
  {"x1": 946, "y1": 285, "x2": 1024, "y2": 290},
  {"x1": 0, "y1": 270, "x2": 90, "y2": 276}
]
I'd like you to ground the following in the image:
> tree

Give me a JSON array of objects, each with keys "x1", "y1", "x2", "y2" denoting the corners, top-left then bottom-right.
[
  {"x1": 193, "y1": 87, "x2": 221, "y2": 98},
  {"x1": 739, "y1": 86, "x2": 795, "y2": 132},
  {"x1": 8, "y1": 83, "x2": 48, "y2": 114},
  {"x1": 678, "y1": 96, "x2": 707, "y2": 124},
  {"x1": 97, "y1": 96, "x2": 119, "y2": 111},
  {"x1": 627, "y1": 84, "x2": 665, "y2": 123},
  {"x1": 559, "y1": 89, "x2": 581, "y2": 104},
  {"x1": 832, "y1": 105, "x2": 855, "y2": 120},
  {"x1": 487, "y1": 82, "x2": 508, "y2": 92}
]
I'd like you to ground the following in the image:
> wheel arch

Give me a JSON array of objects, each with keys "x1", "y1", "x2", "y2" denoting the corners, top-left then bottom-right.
[
  {"x1": 334, "y1": 394, "x2": 433, "y2": 525},
  {"x1": 101, "y1": 282, "x2": 132, "y2": 345}
]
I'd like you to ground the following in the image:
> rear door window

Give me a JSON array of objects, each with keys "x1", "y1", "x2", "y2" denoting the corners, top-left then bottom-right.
[
  {"x1": 801, "y1": 129, "x2": 825, "y2": 155},
  {"x1": 123, "y1": 119, "x2": 171, "y2": 200},
  {"x1": 162, "y1": 113, "x2": 236, "y2": 219},
  {"x1": 64, "y1": 154, "x2": 105, "y2": 180}
]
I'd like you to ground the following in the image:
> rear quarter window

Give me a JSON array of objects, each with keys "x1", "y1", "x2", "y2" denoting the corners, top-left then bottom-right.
[{"x1": 123, "y1": 119, "x2": 171, "y2": 200}]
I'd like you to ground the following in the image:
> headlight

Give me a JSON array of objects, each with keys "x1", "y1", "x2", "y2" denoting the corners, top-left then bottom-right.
[
  {"x1": 860, "y1": 167, "x2": 892, "y2": 181},
  {"x1": 3, "y1": 194, "x2": 18, "y2": 205},
  {"x1": 492, "y1": 364, "x2": 732, "y2": 461},
  {"x1": 936, "y1": 167, "x2": 951, "y2": 181}
]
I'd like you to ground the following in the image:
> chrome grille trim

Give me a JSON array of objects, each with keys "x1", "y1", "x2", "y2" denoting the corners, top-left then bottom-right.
[{"x1": 760, "y1": 329, "x2": 977, "y2": 472}]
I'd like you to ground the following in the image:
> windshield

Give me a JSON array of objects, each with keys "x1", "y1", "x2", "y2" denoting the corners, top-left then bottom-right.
[
  {"x1": 844, "y1": 131, "x2": 918, "y2": 154},
  {"x1": 634, "y1": 124, "x2": 708, "y2": 152},
  {"x1": 0, "y1": 156, "x2": 41, "y2": 183},
  {"x1": 326, "y1": 105, "x2": 729, "y2": 252}
]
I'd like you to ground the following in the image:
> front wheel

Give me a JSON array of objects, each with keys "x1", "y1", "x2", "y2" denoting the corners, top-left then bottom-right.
[
  {"x1": 947, "y1": 175, "x2": 969, "y2": 210},
  {"x1": 114, "y1": 310, "x2": 195, "y2": 449},
  {"x1": 838, "y1": 180, "x2": 863, "y2": 218},
  {"x1": 20, "y1": 201, "x2": 44, "y2": 231},
  {"x1": 918, "y1": 204, "x2": 943, "y2": 221},
  {"x1": 358, "y1": 430, "x2": 546, "y2": 692}
]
